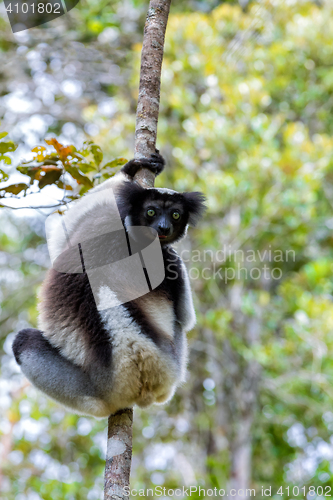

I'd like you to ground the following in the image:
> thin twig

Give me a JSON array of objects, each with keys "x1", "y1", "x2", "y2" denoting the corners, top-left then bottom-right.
[{"x1": 0, "y1": 203, "x2": 64, "y2": 210}]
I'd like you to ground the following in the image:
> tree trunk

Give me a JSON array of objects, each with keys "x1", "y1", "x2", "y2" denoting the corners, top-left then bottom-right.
[
  {"x1": 227, "y1": 315, "x2": 261, "y2": 497},
  {"x1": 104, "y1": 2, "x2": 172, "y2": 498},
  {"x1": 134, "y1": 0, "x2": 172, "y2": 188},
  {"x1": 104, "y1": 409, "x2": 133, "y2": 499},
  {"x1": 229, "y1": 411, "x2": 254, "y2": 497}
]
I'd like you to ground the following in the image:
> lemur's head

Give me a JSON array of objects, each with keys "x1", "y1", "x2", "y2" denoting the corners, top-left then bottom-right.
[{"x1": 117, "y1": 183, "x2": 206, "y2": 245}]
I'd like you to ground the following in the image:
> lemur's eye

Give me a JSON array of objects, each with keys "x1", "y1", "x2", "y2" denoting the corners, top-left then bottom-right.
[
  {"x1": 147, "y1": 209, "x2": 156, "y2": 217},
  {"x1": 172, "y1": 211, "x2": 180, "y2": 220}
]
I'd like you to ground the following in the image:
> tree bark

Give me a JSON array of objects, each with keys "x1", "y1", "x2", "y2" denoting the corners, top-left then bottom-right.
[
  {"x1": 226, "y1": 314, "x2": 261, "y2": 498},
  {"x1": 204, "y1": 290, "x2": 261, "y2": 497},
  {"x1": 134, "y1": 0, "x2": 172, "y2": 188},
  {"x1": 104, "y1": 409, "x2": 133, "y2": 500},
  {"x1": 104, "y1": 2, "x2": 172, "y2": 499}
]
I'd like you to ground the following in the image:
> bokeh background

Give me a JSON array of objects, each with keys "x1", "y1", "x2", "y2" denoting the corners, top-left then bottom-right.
[{"x1": 2, "y1": 0, "x2": 333, "y2": 498}]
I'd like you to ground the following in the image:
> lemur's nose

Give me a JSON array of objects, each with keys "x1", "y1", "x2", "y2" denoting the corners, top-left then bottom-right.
[{"x1": 158, "y1": 224, "x2": 171, "y2": 236}]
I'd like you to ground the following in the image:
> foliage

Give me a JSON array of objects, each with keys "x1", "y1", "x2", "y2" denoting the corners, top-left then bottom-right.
[
  {"x1": 0, "y1": 132, "x2": 17, "y2": 185},
  {"x1": 1, "y1": 138, "x2": 126, "y2": 205},
  {"x1": 2, "y1": 0, "x2": 333, "y2": 498}
]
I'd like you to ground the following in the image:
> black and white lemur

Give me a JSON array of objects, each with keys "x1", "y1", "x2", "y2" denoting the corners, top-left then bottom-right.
[{"x1": 12, "y1": 153, "x2": 206, "y2": 418}]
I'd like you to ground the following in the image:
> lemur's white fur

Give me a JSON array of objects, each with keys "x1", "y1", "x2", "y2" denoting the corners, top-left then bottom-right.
[
  {"x1": 46, "y1": 173, "x2": 127, "y2": 265},
  {"x1": 99, "y1": 289, "x2": 180, "y2": 413},
  {"x1": 14, "y1": 164, "x2": 202, "y2": 418}
]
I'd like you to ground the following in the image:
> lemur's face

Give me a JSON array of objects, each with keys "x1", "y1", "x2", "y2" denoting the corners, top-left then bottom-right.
[
  {"x1": 140, "y1": 198, "x2": 186, "y2": 244},
  {"x1": 118, "y1": 184, "x2": 206, "y2": 245}
]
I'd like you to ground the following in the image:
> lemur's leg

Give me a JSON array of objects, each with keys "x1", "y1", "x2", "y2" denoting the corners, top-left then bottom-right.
[
  {"x1": 12, "y1": 329, "x2": 111, "y2": 418},
  {"x1": 121, "y1": 152, "x2": 165, "y2": 179}
]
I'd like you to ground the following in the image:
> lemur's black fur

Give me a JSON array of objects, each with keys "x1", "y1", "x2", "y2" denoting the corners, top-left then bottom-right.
[{"x1": 13, "y1": 153, "x2": 206, "y2": 418}]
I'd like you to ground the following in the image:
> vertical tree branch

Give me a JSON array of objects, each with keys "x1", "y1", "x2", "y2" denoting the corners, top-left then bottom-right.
[
  {"x1": 104, "y1": 2, "x2": 172, "y2": 499},
  {"x1": 226, "y1": 311, "x2": 262, "y2": 496},
  {"x1": 134, "y1": 0, "x2": 172, "y2": 188},
  {"x1": 104, "y1": 409, "x2": 133, "y2": 499}
]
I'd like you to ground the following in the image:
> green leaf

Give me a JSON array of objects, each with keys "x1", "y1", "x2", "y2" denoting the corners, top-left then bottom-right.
[
  {"x1": 90, "y1": 145, "x2": 103, "y2": 166},
  {"x1": 102, "y1": 158, "x2": 128, "y2": 169},
  {"x1": 78, "y1": 184, "x2": 92, "y2": 196},
  {"x1": 0, "y1": 183, "x2": 28, "y2": 196},
  {"x1": 17, "y1": 166, "x2": 30, "y2": 175},
  {"x1": 0, "y1": 141, "x2": 17, "y2": 154},
  {"x1": 0, "y1": 132, "x2": 8, "y2": 139},
  {"x1": 17, "y1": 166, "x2": 42, "y2": 184},
  {"x1": 38, "y1": 170, "x2": 62, "y2": 189},
  {"x1": 78, "y1": 162, "x2": 98, "y2": 174},
  {"x1": 0, "y1": 169, "x2": 9, "y2": 182},
  {"x1": 98, "y1": 172, "x2": 117, "y2": 183},
  {"x1": 65, "y1": 166, "x2": 93, "y2": 187},
  {"x1": 56, "y1": 180, "x2": 73, "y2": 190},
  {"x1": 0, "y1": 155, "x2": 12, "y2": 165}
]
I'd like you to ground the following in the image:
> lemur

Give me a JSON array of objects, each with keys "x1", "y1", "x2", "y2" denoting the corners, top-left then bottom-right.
[{"x1": 13, "y1": 153, "x2": 206, "y2": 418}]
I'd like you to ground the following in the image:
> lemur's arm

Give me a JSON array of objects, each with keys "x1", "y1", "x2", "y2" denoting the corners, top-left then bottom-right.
[
  {"x1": 176, "y1": 259, "x2": 196, "y2": 332},
  {"x1": 163, "y1": 248, "x2": 196, "y2": 333},
  {"x1": 121, "y1": 152, "x2": 165, "y2": 179}
]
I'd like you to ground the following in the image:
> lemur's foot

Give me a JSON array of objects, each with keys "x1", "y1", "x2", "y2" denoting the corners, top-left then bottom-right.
[
  {"x1": 121, "y1": 151, "x2": 165, "y2": 178},
  {"x1": 148, "y1": 151, "x2": 165, "y2": 175}
]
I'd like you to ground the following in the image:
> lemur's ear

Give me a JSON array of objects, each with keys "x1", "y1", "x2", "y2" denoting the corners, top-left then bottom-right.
[
  {"x1": 117, "y1": 182, "x2": 146, "y2": 216},
  {"x1": 183, "y1": 192, "x2": 206, "y2": 226}
]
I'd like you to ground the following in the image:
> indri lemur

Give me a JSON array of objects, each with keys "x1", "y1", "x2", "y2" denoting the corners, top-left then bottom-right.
[{"x1": 12, "y1": 154, "x2": 205, "y2": 418}]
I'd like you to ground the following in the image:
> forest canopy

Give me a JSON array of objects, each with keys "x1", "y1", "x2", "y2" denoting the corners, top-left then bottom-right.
[{"x1": 1, "y1": 1, "x2": 333, "y2": 498}]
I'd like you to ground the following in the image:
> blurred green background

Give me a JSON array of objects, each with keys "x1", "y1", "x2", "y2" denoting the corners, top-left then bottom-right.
[{"x1": 2, "y1": 0, "x2": 333, "y2": 498}]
